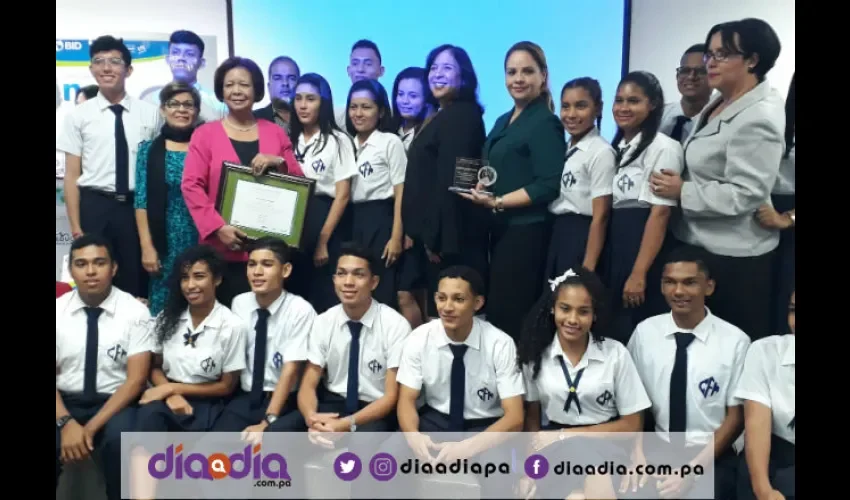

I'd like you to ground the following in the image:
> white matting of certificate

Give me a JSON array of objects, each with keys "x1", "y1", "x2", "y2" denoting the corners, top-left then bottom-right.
[{"x1": 229, "y1": 179, "x2": 299, "y2": 236}]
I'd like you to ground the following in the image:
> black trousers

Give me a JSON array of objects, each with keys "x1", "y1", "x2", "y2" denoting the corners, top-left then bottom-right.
[
  {"x1": 212, "y1": 389, "x2": 303, "y2": 432},
  {"x1": 676, "y1": 242, "x2": 774, "y2": 340},
  {"x1": 56, "y1": 393, "x2": 137, "y2": 500},
  {"x1": 216, "y1": 261, "x2": 251, "y2": 308},
  {"x1": 769, "y1": 194, "x2": 795, "y2": 335},
  {"x1": 737, "y1": 435, "x2": 795, "y2": 500},
  {"x1": 487, "y1": 221, "x2": 551, "y2": 342},
  {"x1": 79, "y1": 188, "x2": 146, "y2": 297}
]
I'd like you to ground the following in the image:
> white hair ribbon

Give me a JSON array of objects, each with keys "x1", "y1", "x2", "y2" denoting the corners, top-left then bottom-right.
[{"x1": 548, "y1": 268, "x2": 577, "y2": 292}]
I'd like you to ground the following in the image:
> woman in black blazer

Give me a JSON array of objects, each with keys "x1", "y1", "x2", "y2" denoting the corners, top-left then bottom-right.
[{"x1": 401, "y1": 44, "x2": 489, "y2": 318}]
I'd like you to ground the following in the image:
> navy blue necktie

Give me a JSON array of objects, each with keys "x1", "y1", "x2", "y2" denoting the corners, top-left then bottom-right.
[
  {"x1": 251, "y1": 309, "x2": 272, "y2": 404},
  {"x1": 83, "y1": 307, "x2": 104, "y2": 399},
  {"x1": 670, "y1": 115, "x2": 691, "y2": 143},
  {"x1": 564, "y1": 147, "x2": 579, "y2": 163},
  {"x1": 556, "y1": 355, "x2": 585, "y2": 414},
  {"x1": 183, "y1": 330, "x2": 201, "y2": 347},
  {"x1": 345, "y1": 321, "x2": 363, "y2": 415},
  {"x1": 449, "y1": 344, "x2": 469, "y2": 432},
  {"x1": 109, "y1": 104, "x2": 130, "y2": 195},
  {"x1": 670, "y1": 332, "x2": 696, "y2": 443}
]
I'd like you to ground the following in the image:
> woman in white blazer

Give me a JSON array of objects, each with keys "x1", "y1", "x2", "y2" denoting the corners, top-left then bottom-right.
[{"x1": 650, "y1": 18, "x2": 784, "y2": 341}]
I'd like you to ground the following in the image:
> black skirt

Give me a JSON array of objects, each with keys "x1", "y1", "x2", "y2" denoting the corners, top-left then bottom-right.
[
  {"x1": 545, "y1": 212, "x2": 593, "y2": 286},
  {"x1": 352, "y1": 199, "x2": 398, "y2": 307},
  {"x1": 769, "y1": 194, "x2": 795, "y2": 335},
  {"x1": 134, "y1": 396, "x2": 225, "y2": 433}
]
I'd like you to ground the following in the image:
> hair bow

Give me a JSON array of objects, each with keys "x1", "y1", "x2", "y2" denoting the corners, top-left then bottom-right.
[{"x1": 548, "y1": 268, "x2": 577, "y2": 292}]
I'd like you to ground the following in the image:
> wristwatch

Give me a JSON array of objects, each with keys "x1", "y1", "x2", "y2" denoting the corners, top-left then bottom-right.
[
  {"x1": 349, "y1": 415, "x2": 357, "y2": 432},
  {"x1": 789, "y1": 212, "x2": 795, "y2": 227},
  {"x1": 492, "y1": 197, "x2": 505, "y2": 213},
  {"x1": 263, "y1": 414, "x2": 278, "y2": 425},
  {"x1": 56, "y1": 415, "x2": 72, "y2": 429}
]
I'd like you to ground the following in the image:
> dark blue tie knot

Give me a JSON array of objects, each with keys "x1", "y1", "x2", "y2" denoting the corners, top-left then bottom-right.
[
  {"x1": 674, "y1": 332, "x2": 696, "y2": 350},
  {"x1": 257, "y1": 308, "x2": 271, "y2": 321},
  {"x1": 183, "y1": 330, "x2": 201, "y2": 348},
  {"x1": 85, "y1": 307, "x2": 104, "y2": 320},
  {"x1": 449, "y1": 344, "x2": 468, "y2": 359},
  {"x1": 347, "y1": 321, "x2": 363, "y2": 339},
  {"x1": 109, "y1": 104, "x2": 124, "y2": 115}
]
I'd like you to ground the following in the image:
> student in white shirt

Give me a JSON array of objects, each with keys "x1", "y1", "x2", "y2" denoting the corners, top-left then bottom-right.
[
  {"x1": 345, "y1": 79, "x2": 408, "y2": 308},
  {"x1": 546, "y1": 77, "x2": 616, "y2": 283},
  {"x1": 379, "y1": 266, "x2": 523, "y2": 497},
  {"x1": 659, "y1": 44, "x2": 713, "y2": 144},
  {"x1": 626, "y1": 246, "x2": 749, "y2": 499},
  {"x1": 56, "y1": 234, "x2": 154, "y2": 500},
  {"x1": 285, "y1": 73, "x2": 357, "y2": 313},
  {"x1": 607, "y1": 71, "x2": 684, "y2": 341},
  {"x1": 517, "y1": 267, "x2": 651, "y2": 499},
  {"x1": 213, "y1": 238, "x2": 315, "y2": 435},
  {"x1": 56, "y1": 35, "x2": 161, "y2": 298},
  {"x1": 735, "y1": 291, "x2": 795, "y2": 500}
]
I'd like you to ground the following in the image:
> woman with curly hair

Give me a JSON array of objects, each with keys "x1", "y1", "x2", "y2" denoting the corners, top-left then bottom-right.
[{"x1": 516, "y1": 267, "x2": 651, "y2": 499}]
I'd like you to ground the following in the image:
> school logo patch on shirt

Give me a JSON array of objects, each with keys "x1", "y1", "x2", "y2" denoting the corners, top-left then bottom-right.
[
  {"x1": 200, "y1": 357, "x2": 216, "y2": 373},
  {"x1": 367, "y1": 359, "x2": 383, "y2": 374},
  {"x1": 358, "y1": 161, "x2": 374, "y2": 178},
  {"x1": 562, "y1": 171, "x2": 577, "y2": 189},
  {"x1": 272, "y1": 352, "x2": 283, "y2": 369},
  {"x1": 312, "y1": 159, "x2": 326, "y2": 174},
  {"x1": 616, "y1": 173, "x2": 635, "y2": 193},
  {"x1": 107, "y1": 343, "x2": 127, "y2": 362},
  {"x1": 595, "y1": 390, "x2": 614, "y2": 407},
  {"x1": 698, "y1": 377, "x2": 720, "y2": 398},
  {"x1": 477, "y1": 387, "x2": 494, "y2": 402}
]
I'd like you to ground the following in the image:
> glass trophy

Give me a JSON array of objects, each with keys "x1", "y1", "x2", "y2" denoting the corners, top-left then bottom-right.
[{"x1": 449, "y1": 158, "x2": 498, "y2": 196}]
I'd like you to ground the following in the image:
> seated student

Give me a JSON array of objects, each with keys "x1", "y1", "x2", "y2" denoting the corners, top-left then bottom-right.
[
  {"x1": 376, "y1": 266, "x2": 524, "y2": 497},
  {"x1": 517, "y1": 267, "x2": 651, "y2": 499},
  {"x1": 626, "y1": 246, "x2": 750, "y2": 499},
  {"x1": 56, "y1": 234, "x2": 154, "y2": 500},
  {"x1": 213, "y1": 237, "x2": 316, "y2": 434},
  {"x1": 297, "y1": 242, "x2": 411, "y2": 437},
  {"x1": 735, "y1": 291, "x2": 795, "y2": 500},
  {"x1": 130, "y1": 245, "x2": 247, "y2": 499}
]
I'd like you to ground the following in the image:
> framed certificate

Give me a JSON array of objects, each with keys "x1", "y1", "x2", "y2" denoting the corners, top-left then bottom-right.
[{"x1": 215, "y1": 162, "x2": 316, "y2": 250}]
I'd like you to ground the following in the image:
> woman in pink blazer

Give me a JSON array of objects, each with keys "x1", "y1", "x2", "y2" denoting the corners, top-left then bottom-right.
[{"x1": 182, "y1": 57, "x2": 304, "y2": 306}]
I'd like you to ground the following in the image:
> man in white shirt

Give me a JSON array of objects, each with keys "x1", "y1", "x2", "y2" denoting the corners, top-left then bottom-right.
[
  {"x1": 56, "y1": 35, "x2": 161, "y2": 298},
  {"x1": 626, "y1": 246, "x2": 749, "y2": 499},
  {"x1": 659, "y1": 44, "x2": 713, "y2": 143},
  {"x1": 56, "y1": 234, "x2": 154, "y2": 500},
  {"x1": 139, "y1": 30, "x2": 226, "y2": 124},
  {"x1": 213, "y1": 238, "x2": 315, "y2": 435}
]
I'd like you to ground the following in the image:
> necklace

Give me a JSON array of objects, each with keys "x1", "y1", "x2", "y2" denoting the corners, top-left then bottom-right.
[{"x1": 224, "y1": 116, "x2": 257, "y2": 132}]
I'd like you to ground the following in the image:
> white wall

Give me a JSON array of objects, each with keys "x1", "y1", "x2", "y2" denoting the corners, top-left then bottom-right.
[
  {"x1": 56, "y1": 0, "x2": 230, "y2": 64},
  {"x1": 629, "y1": 0, "x2": 795, "y2": 102}
]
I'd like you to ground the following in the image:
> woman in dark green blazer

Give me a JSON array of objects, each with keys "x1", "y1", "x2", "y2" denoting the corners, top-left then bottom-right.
[{"x1": 459, "y1": 41, "x2": 565, "y2": 341}]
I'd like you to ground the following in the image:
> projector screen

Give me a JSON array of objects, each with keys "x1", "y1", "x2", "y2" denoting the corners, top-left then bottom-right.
[{"x1": 232, "y1": 0, "x2": 627, "y2": 139}]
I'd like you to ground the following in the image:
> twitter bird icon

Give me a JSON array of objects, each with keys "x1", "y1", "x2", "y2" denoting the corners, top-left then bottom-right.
[{"x1": 334, "y1": 452, "x2": 362, "y2": 481}]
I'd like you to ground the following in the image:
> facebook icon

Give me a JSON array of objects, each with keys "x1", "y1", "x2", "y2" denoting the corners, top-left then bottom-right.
[{"x1": 524, "y1": 454, "x2": 549, "y2": 480}]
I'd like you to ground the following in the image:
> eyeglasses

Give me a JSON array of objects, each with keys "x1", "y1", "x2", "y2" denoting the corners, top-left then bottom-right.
[
  {"x1": 676, "y1": 66, "x2": 707, "y2": 77},
  {"x1": 703, "y1": 50, "x2": 742, "y2": 64},
  {"x1": 165, "y1": 100, "x2": 196, "y2": 110},
  {"x1": 91, "y1": 57, "x2": 125, "y2": 67}
]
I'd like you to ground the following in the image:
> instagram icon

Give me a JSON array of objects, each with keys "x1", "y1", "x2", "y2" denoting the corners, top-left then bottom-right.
[{"x1": 369, "y1": 453, "x2": 398, "y2": 481}]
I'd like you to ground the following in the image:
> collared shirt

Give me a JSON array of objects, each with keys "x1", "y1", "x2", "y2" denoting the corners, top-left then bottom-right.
[
  {"x1": 155, "y1": 301, "x2": 247, "y2": 384},
  {"x1": 524, "y1": 336, "x2": 651, "y2": 426},
  {"x1": 660, "y1": 101, "x2": 697, "y2": 144},
  {"x1": 613, "y1": 132, "x2": 684, "y2": 210},
  {"x1": 397, "y1": 317, "x2": 525, "y2": 420},
  {"x1": 549, "y1": 127, "x2": 617, "y2": 216},
  {"x1": 734, "y1": 334, "x2": 795, "y2": 444},
  {"x1": 231, "y1": 291, "x2": 315, "y2": 393},
  {"x1": 627, "y1": 308, "x2": 751, "y2": 446},
  {"x1": 56, "y1": 287, "x2": 155, "y2": 394},
  {"x1": 307, "y1": 300, "x2": 411, "y2": 402},
  {"x1": 140, "y1": 82, "x2": 226, "y2": 125},
  {"x1": 399, "y1": 126, "x2": 415, "y2": 152},
  {"x1": 351, "y1": 130, "x2": 407, "y2": 203},
  {"x1": 296, "y1": 129, "x2": 358, "y2": 198},
  {"x1": 56, "y1": 93, "x2": 161, "y2": 192}
]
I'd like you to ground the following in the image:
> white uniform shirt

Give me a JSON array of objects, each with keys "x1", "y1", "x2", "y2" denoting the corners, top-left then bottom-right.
[
  {"x1": 399, "y1": 126, "x2": 415, "y2": 152},
  {"x1": 351, "y1": 130, "x2": 407, "y2": 203},
  {"x1": 660, "y1": 102, "x2": 696, "y2": 144},
  {"x1": 231, "y1": 291, "x2": 315, "y2": 393},
  {"x1": 140, "y1": 82, "x2": 226, "y2": 125},
  {"x1": 56, "y1": 93, "x2": 161, "y2": 192},
  {"x1": 524, "y1": 336, "x2": 651, "y2": 426},
  {"x1": 397, "y1": 317, "x2": 525, "y2": 420},
  {"x1": 612, "y1": 132, "x2": 684, "y2": 210},
  {"x1": 773, "y1": 142, "x2": 795, "y2": 195},
  {"x1": 56, "y1": 287, "x2": 155, "y2": 394},
  {"x1": 155, "y1": 302, "x2": 247, "y2": 384},
  {"x1": 307, "y1": 300, "x2": 411, "y2": 402},
  {"x1": 627, "y1": 309, "x2": 751, "y2": 446},
  {"x1": 549, "y1": 128, "x2": 617, "y2": 216},
  {"x1": 296, "y1": 129, "x2": 358, "y2": 198},
  {"x1": 734, "y1": 334, "x2": 795, "y2": 444}
]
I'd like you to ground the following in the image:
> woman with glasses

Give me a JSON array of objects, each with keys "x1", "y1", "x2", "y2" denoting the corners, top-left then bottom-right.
[
  {"x1": 134, "y1": 82, "x2": 203, "y2": 315},
  {"x1": 651, "y1": 18, "x2": 784, "y2": 341},
  {"x1": 659, "y1": 44, "x2": 713, "y2": 143}
]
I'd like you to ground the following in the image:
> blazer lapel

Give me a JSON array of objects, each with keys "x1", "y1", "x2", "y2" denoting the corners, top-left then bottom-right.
[{"x1": 690, "y1": 81, "x2": 772, "y2": 142}]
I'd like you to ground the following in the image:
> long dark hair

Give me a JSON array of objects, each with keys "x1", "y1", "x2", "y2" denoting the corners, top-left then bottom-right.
[
  {"x1": 155, "y1": 245, "x2": 226, "y2": 345},
  {"x1": 561, "y1": 77, "x2": 604, "y2": 135},
  {"x1": 424, "y1": 45, "x2": 484, "y2": 114},
  {"x1": 517, "y1": 267, "x2": 611, "y2": 380},
  {"x1": 345, "y1": 79, "x2": 394, "y2": 138},
  {"x1": 784, "y1": 73, "x2": 795, "y2": 158},
  {"x1": 390, "y1": 67, "x2": 433, "y2": 134},
  {"x1": 611, "y1": 71, "x2": 665, "y2": 169},
  {"x1": 288, "y1": 73, "x2": 350, "y2": 159}
]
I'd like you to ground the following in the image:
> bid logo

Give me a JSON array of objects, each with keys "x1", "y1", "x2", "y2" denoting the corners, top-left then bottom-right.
[{"x1": 148, "y1": 443, "x2": 291, "y2": 482}]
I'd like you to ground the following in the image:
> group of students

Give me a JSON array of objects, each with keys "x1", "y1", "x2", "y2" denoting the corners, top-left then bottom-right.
[{"x1": 56, "y1": 231, "x2": 794, "y2": 500}]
